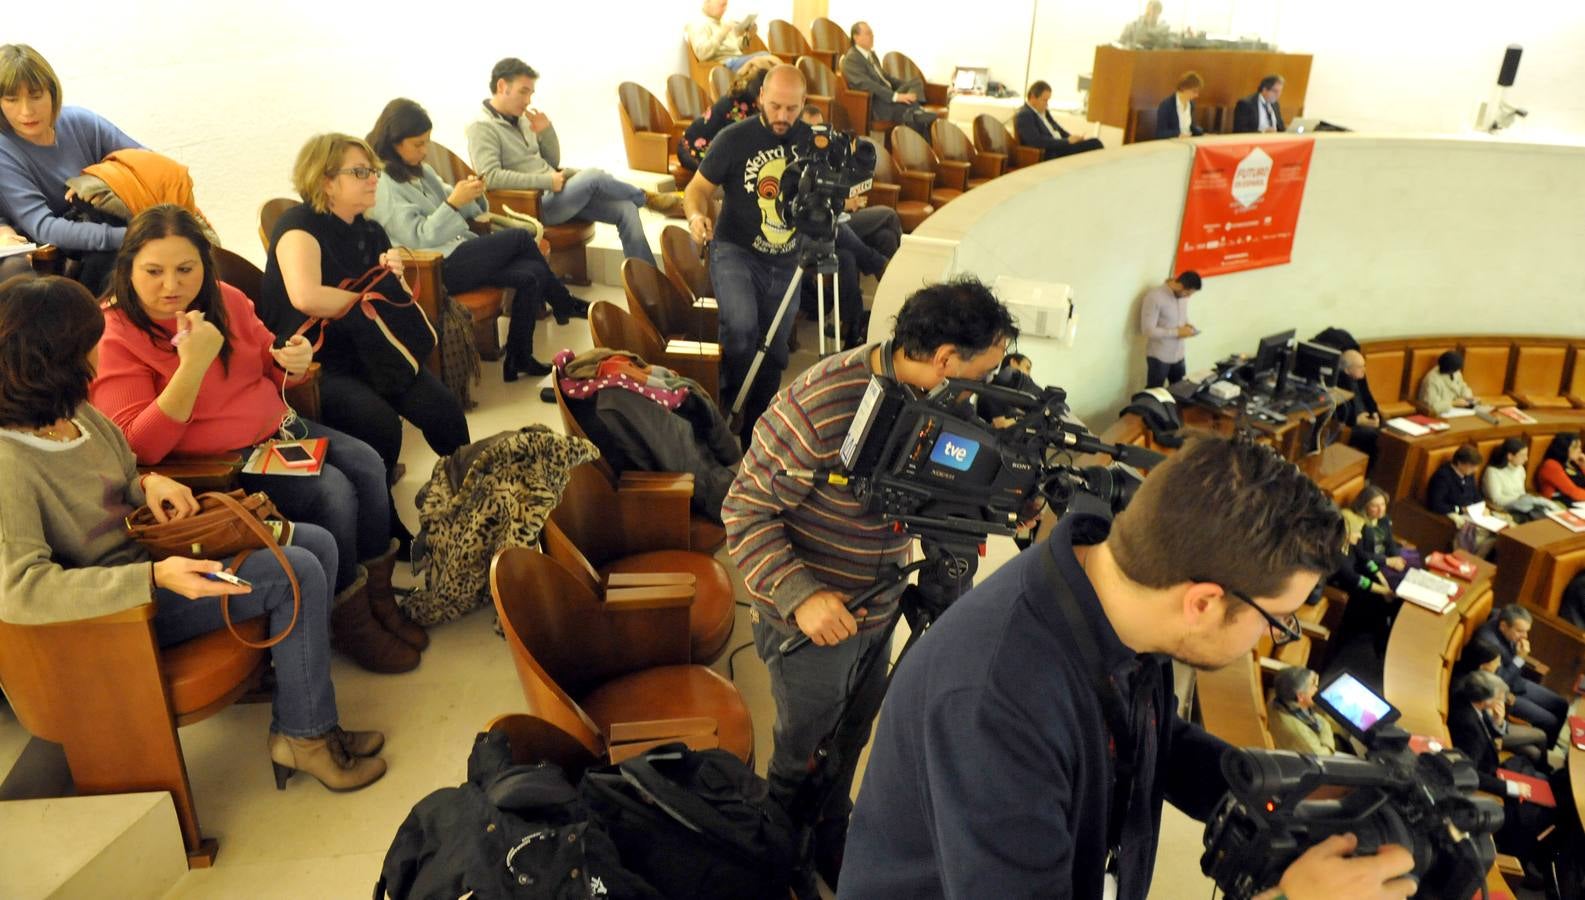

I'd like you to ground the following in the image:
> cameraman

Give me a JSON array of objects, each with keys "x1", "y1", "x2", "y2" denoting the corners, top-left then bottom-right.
[
  {"x1": 722, "y1": 277, "x2": 1017, "y2": 892},
  {"x1": 683, "y1": 63, "x2": 811, "y2": 443},
  {"x1": 841, "y1": 436, "x2": 1421, "y2": 900}
]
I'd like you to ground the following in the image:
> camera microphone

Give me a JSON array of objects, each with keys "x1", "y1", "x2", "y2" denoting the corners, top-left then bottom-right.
[
  {"x1": 781, "y1": 468, "x2": 853, "y2": 487},
  {"x1": 1052, "y1": 430, "x2": 1165, "y2": 469}
]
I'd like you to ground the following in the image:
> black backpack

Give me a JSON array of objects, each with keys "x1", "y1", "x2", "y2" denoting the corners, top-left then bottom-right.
[{"x1": 580, "y1": 744, "x2": 797, "y2": 900}]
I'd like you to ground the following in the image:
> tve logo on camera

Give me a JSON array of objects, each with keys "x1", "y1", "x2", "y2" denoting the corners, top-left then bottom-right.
[{"x1": 929, "y1": 433, "x2": 980, "y2": 472}]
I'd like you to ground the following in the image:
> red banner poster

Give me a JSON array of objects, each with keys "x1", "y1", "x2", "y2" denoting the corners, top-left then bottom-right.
[{"x1": 1173, "y1": 138, "x2": 1315, "y2": 277}]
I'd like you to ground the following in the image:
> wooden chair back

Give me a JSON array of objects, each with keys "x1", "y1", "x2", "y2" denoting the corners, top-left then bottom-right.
[
  {"x1": 1569, "y1": 346, "x2": 1585, "y2": 400},
  {"x1": 258, "y1": 198, "x2": 298, "y2": 252},
  {"x1": 810, "y1": 17, "x2": 850, "y2": 56},
  {"x1": 212, "y1": 247, "x2": 323, "y2": 421},
  {"x1": 869, "y1": 137, "x2": 902, "y2": 187},
  {"x1": 661, "y1": 224, "x2": 713, "y2": 301},
  {"x1": 890, "y1": 125, "x2": 941, "y2": 174},
  {"x1": 974, "y1": 114, "x2": 1012, "y2": 157},
  {"x1": 1406, "y1": 344, "x2": 1456, "y2": 402},
  {"x1": 881, "y1": 52, "x2": 924, "y2": 91},
  {"x1": 1130, "y1": 107, "x2": 1158, "y2": 144},
  {"x1": 708, "y1": 66, "x2": 732, "y2": 103},
  {"x1": 827, "y1": 97, "x2": 856, "y2": 132},
  {"x1": 618, "y1": 82, "x2": 671, "y2": 135},
  {"x1": 426, "y1": 139, "x2": 475, "y2": 184},
  {"x1": 767, "y1": 20, "x2": 812, "y2": 63},
  {"x1": 589, "y1": 300, "x2": 666, "y2": 361},
  {"x1": 1196, "y1": 650, "x2": 1274, "y2": 749},
  {"x1": 1364, "y1": 347, "x2": 1408, "y2": 407},
  {"x1": 666, "y1": 74, "x2": 709, "y2": 125},
  {"x1": 621, "y1": 257, "x2": 687, "y2": 339},
  {"x1": 1510, "y1": 341, "x2": 1569, "y2": 402},
  {"x1": 931, "y1": 118, "x2": 976, "y2": 165},
  {"x1": 487, "y1": 712, "x2": 601, "y2": 780}
]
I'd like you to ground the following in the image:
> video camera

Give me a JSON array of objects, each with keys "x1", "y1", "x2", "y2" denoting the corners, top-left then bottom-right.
[
  {"x1": 831, "y1": 371, "x2": 1164, "y2": 546},
  {"x1": 1201, "y1": 671, "x2": 1503, "y2": 900},
  {"x1": 776, "y1": 124, "x2": 875, "y2": 272}
]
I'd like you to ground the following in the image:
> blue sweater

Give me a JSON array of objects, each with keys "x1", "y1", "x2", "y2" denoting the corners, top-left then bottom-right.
[
  {"x1": 367, "y1": 163, "x2": 487, "y2": 257},
  {"x1": 840, "y1": 515, "x2": 1232, "y2": 900},
  {"x1": 0, "y1": 106, "x2": 142, "y2": 251}
]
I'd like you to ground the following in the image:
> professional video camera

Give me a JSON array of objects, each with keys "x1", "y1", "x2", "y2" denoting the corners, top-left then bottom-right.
[
  {"x1": 775, "y1": 124, "x2": 875, "y2": 272},
  {"x1": 1202, "y1": 671, "x2": 1503, "y2": 900}
]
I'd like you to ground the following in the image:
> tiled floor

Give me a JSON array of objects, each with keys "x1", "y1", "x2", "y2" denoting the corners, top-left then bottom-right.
[{"x1": 0, "y1": 270, "x2": 1222, "y2": 899}]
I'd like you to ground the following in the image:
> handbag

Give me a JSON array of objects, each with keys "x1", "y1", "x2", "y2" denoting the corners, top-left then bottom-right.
[{"x1": 126, "y1": 489, "x2": 299, "y2": 649}]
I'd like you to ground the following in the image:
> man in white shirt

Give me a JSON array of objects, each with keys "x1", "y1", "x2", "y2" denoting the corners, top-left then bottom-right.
[
  {"x1": 1233, "y1": 75, "x2": 1286, "y2": 134},
  {"x1": 1013, "y1": 81, "x2": 1104, "y2": 160},
  {"x1": 839, "y1": 22, "x2": 937, "y2": 137},
  {"x1": 686, "y1": 0, "x2": 771, "y2": 71},
  {"x1": 1138, "y1": 271, "x2": 1202, "y2": 388}
]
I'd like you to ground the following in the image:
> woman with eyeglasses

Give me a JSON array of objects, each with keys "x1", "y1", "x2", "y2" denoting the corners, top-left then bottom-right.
[
  {"x1": 0, "y1": 274, "x2": 386, "y2": 792},
  {"x1": 257, "y1": 133, "x2": 470, "y2": 537},
  {"x1": 90, "y1": 205, "x2": 423, "y2": 674},
  {"x1": 365, "y1": 98, "x2": 588, "y2": 383}
]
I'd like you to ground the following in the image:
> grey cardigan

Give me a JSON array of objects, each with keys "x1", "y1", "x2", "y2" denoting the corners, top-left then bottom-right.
[
  {"x1": 465, "y1": 105, "x2": 562, "y2": 192},
  {"x1": 368, "y1": 163, "x2": 486, "y2": 257}
]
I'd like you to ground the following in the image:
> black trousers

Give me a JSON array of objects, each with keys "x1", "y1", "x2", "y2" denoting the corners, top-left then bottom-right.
[
  {"x1": 317, "y1": 369, "x2": 470, "y2": 476},
  {"x1": 1145, "y1": 356, "x2": 1186, "y2": 389},
  {"x1": 442, "y1": 229, "x2": 572, "y2": 361},
  {"x1": 1042, "y1": 137, "x2": 1106, "y2": 160}
]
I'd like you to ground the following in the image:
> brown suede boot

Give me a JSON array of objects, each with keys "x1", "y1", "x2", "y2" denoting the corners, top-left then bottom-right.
[
  {"x1": 269, "y1": 730, "x2": 386, "y2": 792},
  {"x1": 644, "y1": 190, "x2": 686, "y2": 218},
  {"x1": 330, "y1": 725, "x2": 384, "y2": 758},
  {"x1": 330, "y1": 568, "x2": 420, "y2": 673},
  {"x1": 364, "y1": 538, "x2": 428, "y2": 651}
]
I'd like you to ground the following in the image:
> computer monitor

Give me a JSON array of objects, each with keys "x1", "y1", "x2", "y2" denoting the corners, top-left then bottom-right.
[
  {"x1": 1249, "y1": 329, "x2": 1296, "y2": 378},
  {"x1": 1291, "y1": 340, "x2": 1342, "y2": 388}
]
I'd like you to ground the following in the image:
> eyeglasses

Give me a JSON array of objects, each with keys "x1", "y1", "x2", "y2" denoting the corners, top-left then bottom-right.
[
  {"x1": 334, "y1": 166, "x2": 380, "y2": 180},
  {"x1": 1196, "y1": 577, "x2": 1303, "y2": 646}
]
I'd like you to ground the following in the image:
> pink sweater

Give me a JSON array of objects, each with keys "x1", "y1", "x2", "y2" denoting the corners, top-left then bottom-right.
[{"x1": 91, "y1": 282, "x2": 289, "y2": 464}]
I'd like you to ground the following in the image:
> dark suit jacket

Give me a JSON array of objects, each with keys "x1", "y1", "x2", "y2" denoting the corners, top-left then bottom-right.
[
  {"x1": 1232, "y1": 93, "x2": 1285, "y2": 134},
  {"x1": 1474, "y1": 620, "x2": 1526, "y2": 691},
  {"x1": 1153, "y1": 95, "x2": 1203, "y2": 139},
  {"x1": 840, "y1": 48, "x2": 920, "y2": 123},
  {"x1": 1447, "y1": 701, "x2": 1509, "y2": 796},
  {"x1": 1013, "y1": 104, "x2": 1069, "y2": 151}
]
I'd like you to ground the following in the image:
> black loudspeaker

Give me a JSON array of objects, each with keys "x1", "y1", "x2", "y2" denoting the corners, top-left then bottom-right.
[{"x1": 1497, "y1": 45, "x2": 1523, "y2": 87}]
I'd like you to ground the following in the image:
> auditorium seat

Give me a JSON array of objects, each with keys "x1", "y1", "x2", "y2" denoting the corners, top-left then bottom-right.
[
  {"x1": 880, "y1": 52, "x2": 949, "y2": 119},
  {"x1": 1509, "y1": 340, "x2": 1573, "y2": 409},
  {"x1": 931, "y1": 119, "x2": 1003, "y2": 190},
  {"x1": 1568, "y1": 345, "x2": 1585, "y2": 409},
  {"x1": 1130, "y1": 107, "x2": 1158, "y2": 143},
  {"x1": 797, "y1": 56, "x2": 868, "y2": 136},
  {"x1": 973, "y1": 114, "x2": 1040, "y2": 171},
  {"x1": 1405, "y1": 343, "x2": 1456, "y2": 413},
  {"x1": 890, "y1": 127, "x2": 963, "y2": 208},
  {"x1": 1363, "y1": 344, "x2": 1412, "y2": 418},
  {"x1": 767, "y1": 19, "x2": 815, "y2": 65},
  {"x1": 665, "y1": 74, "x2": 708, "y2": 130},
  {"x1": 707, "y1": 65, "x2": 732, "y2": 103},
  {"x1": 617, "y1": 82, "x2": 691, "y2": 187},
  {"x1": 809, "y1": 17, "x2": 850, "y2": 63},
  {"x1": 866, "y1": 138, "x2": 934, "y2": 233},
  {"x1": 490, "y1": 547, "x2": 752, "y2": 764},
  {"x1": 1457, "y1": 339, "x2": 1517, "y2": 407}
]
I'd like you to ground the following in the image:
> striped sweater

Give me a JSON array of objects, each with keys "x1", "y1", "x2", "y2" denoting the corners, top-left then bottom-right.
[{"x1": 723, "y1": 345, "x2": 912, "y2": 634}]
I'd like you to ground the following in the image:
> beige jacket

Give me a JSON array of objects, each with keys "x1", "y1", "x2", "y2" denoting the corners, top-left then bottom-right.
[{"x1": 687, "y1": 14, "x2": 749, "y2": 61}]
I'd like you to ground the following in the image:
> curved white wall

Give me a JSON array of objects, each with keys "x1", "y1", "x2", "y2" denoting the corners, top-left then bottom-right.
[{"x1": 869, "y1": 134, "x2": 1585, "y2": 425}]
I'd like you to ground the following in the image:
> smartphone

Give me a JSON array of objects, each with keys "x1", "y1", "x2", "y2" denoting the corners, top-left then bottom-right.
[
  {"x1": 203, "y1": 570, "x2": 253, "y2": 588},
  {"x1": 271, "y1": 441, "x2": 317, "y2": 469}
]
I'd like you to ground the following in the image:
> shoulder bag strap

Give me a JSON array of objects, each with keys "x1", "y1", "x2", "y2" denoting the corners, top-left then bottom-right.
[{"x1": 200, "y1": 491, "x2": 300, "y2": 650}]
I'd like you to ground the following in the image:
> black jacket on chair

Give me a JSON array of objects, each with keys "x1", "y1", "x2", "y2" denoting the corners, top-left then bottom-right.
[
  {"x1": 1231, "y1": 93, "x2": 1285, "y2": 133},
  {"x1": 1153, "y1": 95, "x2": 1204, "y2": 139}
]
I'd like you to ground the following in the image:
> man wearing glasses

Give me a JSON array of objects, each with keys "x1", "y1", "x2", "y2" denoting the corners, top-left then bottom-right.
[{"x1": 841, "y1": 436, "x2": 1421, "y2": 900}]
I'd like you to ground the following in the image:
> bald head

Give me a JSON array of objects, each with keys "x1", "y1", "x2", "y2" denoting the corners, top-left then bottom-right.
[
  {"x1": 1340, "y1": 349, "x2": 1367, "y2": 380},
  {"x1": 760, "y1": 65, "x2": 807, "y2": 135}
]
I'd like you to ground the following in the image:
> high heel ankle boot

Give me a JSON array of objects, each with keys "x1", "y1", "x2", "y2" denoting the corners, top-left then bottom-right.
[
  {"x1": 502, "y1": 309, "x2": 551, "y2": 381},
  {"x1": 269, "y1": 730, "x2": 386, "y2": 792},
  {"x1": 330, "y1": 725, "x2": 384, "y2": 758},
  {"x1": 364, "y1": 538, "x2": 427, "y2": 650},
  {"x1": 330, "y1": 568, "x2": 420, "y2": 673}
]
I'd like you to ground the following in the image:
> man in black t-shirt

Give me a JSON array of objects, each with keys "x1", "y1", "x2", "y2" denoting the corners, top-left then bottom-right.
[{"x1": 682, "y1": 64, "x2": 812, "y2": 443}]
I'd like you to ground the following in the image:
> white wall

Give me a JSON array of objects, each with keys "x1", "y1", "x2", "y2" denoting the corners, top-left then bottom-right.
[
  {"x1": 868, "y1": 134, "x2": 1585, "y2": 426},
  {"x1": 28, "y1": 0, "x2": 792, "y2": 264},
  {"x1": 829, "y1": 0, "x2": 1585, "y2": 138}
]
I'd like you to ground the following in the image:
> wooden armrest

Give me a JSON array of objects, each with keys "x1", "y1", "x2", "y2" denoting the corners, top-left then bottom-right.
[
  {"x1": 608, "y1": 717, "x2": 717, "y2": 743},
  {"x1": 467, "y1": 219, "x2": 492, "y2": 237},
  {"x1": 618, "y1": 471, "x2": 696, "y2": 488},
  {"x1": 897, "y1": 170, "x2": 936, "y2": 203},
  {"x1": 1523, "y1": 658, "x2": 1550, "y2": 679},
  {"x1": 605, "y1": 572, "x2": 696, "y2": 588},
  {"x1": 1014, "y1": 146, "x2": 1042, "y2": 168},
  {"x1": 628, "y1": 130, "x2": 672, "y2": 173},
  {"x1": 487, "y1": 189, "x2": 544, "y2": 219},
  {"x1": 607, "y1": 733, "x2": 720, "y2": 763},
  {"x1": 923, "y1": 82, "x2": 949, "y2": 107},
  {"x1": 55, "y1": 601, "x2": 157, "y2": 627},
  {"x1": 613, "y1": 473, "x2": 694, "y2": 551},
  {"x1": 1258, "y1": 656, "x2": 1289, "y2": 673},
  {"x1": 935, "y1": 160, "x2": 971, "y2": 191},
  {"x1": 970, "y1": 152, "x2": 1006, "y2": 179},
  {"x1": 398, "y1": 248, "x2": 443, "y2": 265},
  {"x1": 142, "y1": 453, "x2": 245, "y2": 491},
  {"x1": 1495, "y1": 853, "x2": 1524, "y2": 877},
  {"x1": 866, "y1": 182, "x2": 901, "y2": 208},
  {"x1": 1298, "y1": 619, "x2": 1331, "y2": 641},
  {"x1": 605, "y1": 584, "x2": 696, "y2": 609}
]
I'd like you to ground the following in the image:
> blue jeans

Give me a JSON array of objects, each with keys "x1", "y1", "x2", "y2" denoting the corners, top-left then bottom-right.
[
  {"x1": 152, "y1": 523, "x2": 338, "y2": 738},
  {"x1": 721, "y1": 51, "x2": 773, "y2": 72},
  {"x1": 539, "y1": 167, "x2": 656, "y2": 266},
  {"x1": 709, "y1": 240, "x2": 800, "y2": 438},
  {"x1": 237, "y1": 420, "x2": 388, "y2": 591}
]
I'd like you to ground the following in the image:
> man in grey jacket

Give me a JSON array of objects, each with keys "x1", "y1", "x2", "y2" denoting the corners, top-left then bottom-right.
[
  {"x1": 465, "y1": 58, "x2": 681, "y2": 266},
  {"x1": 839, "y1": 23, "x2": 936, "y2": 138}
]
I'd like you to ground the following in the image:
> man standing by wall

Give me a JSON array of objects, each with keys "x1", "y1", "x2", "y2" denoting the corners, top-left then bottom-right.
[
  {"x1": 723, "y1": 278, "x2": 1017, "y2": 894},
  {"x1": 1139, "y1": 270, "x2": 1201, "y2": 388},
  {"x1": 683, "y1": 64, "x2": 811, "y2": 443}
]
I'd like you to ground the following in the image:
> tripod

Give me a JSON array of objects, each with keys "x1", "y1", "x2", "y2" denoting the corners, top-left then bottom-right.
[{"x1": 728, "y1": 235, "x2": 846, "y2": 425}]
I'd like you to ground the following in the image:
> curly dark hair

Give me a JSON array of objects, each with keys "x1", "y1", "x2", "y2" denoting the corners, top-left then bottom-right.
[
  {"x1": 891, "y1": 276, "x2": 1019, "y2": 362},
  {"x1": 0, "y1": 275, "x2": 104, "y2": 428},
  {"x1": 1110, "y1": 434, "x2": 1345, "y2": 601},
  {"x1": 105, "y1": 205, "x2": 233, "y2": 369}
]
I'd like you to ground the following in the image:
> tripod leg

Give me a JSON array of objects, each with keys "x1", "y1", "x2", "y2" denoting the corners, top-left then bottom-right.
[
  {"x1": 816, "y1": 271, "x2": 826, "y2": 357},
  {"x1": 832, "y1": 268, "x2": 841, "y2": 353},
  {"x1": 730, "y1": 264, "x2": 805, "y2": 419}
]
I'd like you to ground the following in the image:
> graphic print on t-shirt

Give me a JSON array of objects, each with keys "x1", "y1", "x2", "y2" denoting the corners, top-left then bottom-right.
[{"x1": 743, "y1": 147, "x2": 795, "y2": 254}]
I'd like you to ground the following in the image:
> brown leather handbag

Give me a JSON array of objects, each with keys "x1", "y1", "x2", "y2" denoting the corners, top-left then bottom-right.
[{"x1": 126, "y1": 489, "x2": 299, "y2": 649}]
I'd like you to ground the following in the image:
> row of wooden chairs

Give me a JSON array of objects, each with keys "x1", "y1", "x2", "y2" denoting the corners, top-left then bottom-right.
[{"x1": 1361, "y1": 335, "x2": 1585, "y2": 420}]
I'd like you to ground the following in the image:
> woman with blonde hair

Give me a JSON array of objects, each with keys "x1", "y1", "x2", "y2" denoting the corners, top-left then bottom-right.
[{"x1": 258, "y1": 133, "x2": 469, "y2": 505}]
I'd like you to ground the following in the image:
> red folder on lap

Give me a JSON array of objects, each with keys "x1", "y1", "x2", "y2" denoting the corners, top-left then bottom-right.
[{"x1": 1495, "y1": 770, "x2": 1555, "y2": 807}]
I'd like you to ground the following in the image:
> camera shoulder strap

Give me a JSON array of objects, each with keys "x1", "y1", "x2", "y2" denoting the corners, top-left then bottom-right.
[
  {"x1": 1038, "y1": 544, "x2": 1144, "y2": 871},
  {"x1": 879, "y1": 338, "x2": 896, "y2": 379}
]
